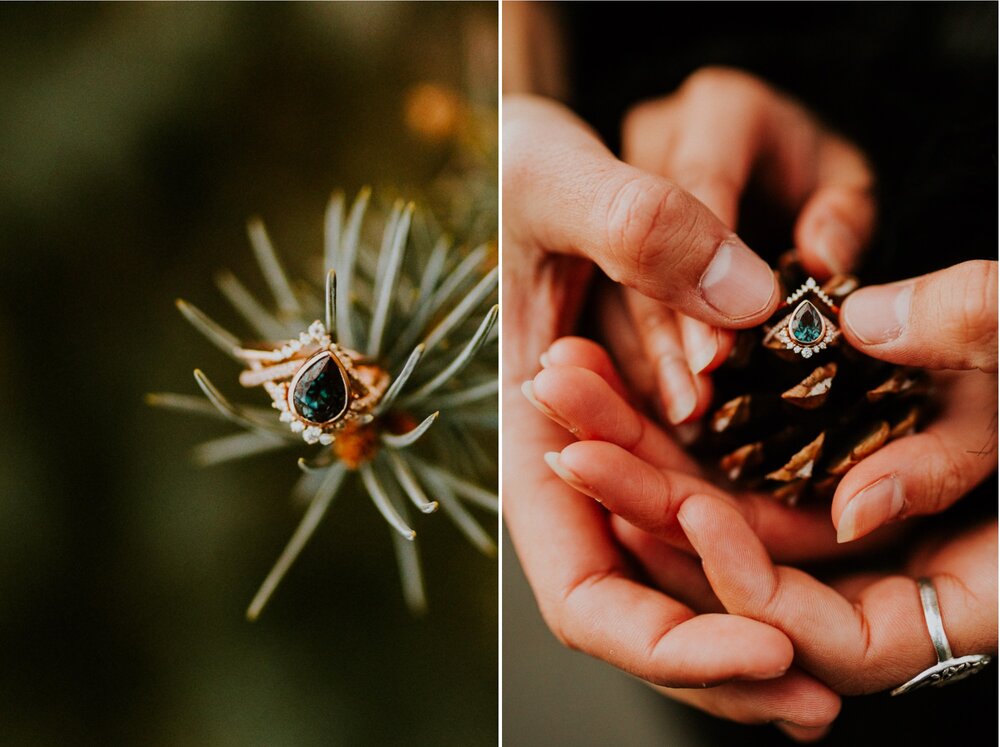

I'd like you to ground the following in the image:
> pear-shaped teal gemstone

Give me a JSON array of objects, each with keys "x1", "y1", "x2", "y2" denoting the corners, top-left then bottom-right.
[
  {"x1": 292, "y1": 354, "x2": 349, "y2": 423},
  {"x1": 789, "y1": 301, "x2": 824, "y2": 344}
]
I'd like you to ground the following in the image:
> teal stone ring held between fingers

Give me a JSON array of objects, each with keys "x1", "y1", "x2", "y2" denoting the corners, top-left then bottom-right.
[
  {"x1": 764, "y1": 277, "x2": 842, "y2": 360},
  {"x1": 234, "y1": 320, "x2": 389, "y2": 445}
]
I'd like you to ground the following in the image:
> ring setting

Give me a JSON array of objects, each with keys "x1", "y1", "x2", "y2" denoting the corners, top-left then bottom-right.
[
  {"x1": 765, "y1": 277, "x2": 841, "y2": 359},
  {"x1": 891, "y1": 577, "x2": 993, "y2": 695},
  {"x1": 235, "y1": 320, "x2": 389, "y2": 445}
]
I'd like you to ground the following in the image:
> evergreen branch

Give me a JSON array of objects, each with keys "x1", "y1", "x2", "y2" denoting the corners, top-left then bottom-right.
[
  {"x1": 247, "y1": 217, "x2": 301, "y2": 318},
  {"x1": 411, "y1": 457, "x2": 498, "y2": 513},
  {"x1": 390, "y1": 242, "x2": 488, "y2": 361},
  {"x1": 323, "y1": 191, "x2": 345, "y2": 277},
  {"x1": 385, "y1": 450, "x2": 438, "y2": 514},
  {"x1": 246, "y1": 463, "x2": 348, "y2": 621},
  {"x1": 325, "y1": 270, "x2": 337, "y2": 339},
  {"x1": 175, "y1": 299, "x2": 242, "y2": 361},
  {"x1": 368, "y1": 202, "x2": 413, "y2": 357},
  {"x1": 380, "y1": 411, "x2": 439, "y2": 449},
  {"x1": 422, "y1": 379, "x2": 498, "y2": 409},
  {"x1": 193, "y1": 369, "x2": 296, "y2": 438},
  {"x1": 421, "y1": 266, "x2": 498, "y2": 353},
  {"x1": 193, "y1": 431, "x2": 290, "y2": 466},
  {"x1": 335, "y1": 187, "x2": 371, "y2": 348},
  {"x1": 374, "y1": 343, "x2": 425, "y2": 416},
  {"x1": 359, "y1": 463, "x2": 416, "y2": 540},
  {"x1": 402, "y1": 305, "x2": 498, "y2": 405},
  {"x1": 214, "y1": 270, "x2": 288, "y2": 340},
  {"x1": 419, "y1": 466, "x2": 496, "y2": 556}
]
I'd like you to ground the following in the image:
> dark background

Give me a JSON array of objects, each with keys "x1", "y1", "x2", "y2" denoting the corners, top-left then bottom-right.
[
  {"x1": 504, "y1": 3, "x2": 997, "y2": 746},
  {"x1": 568, "y1": 1, "x2": 998, "y2": 281},
  {"x1": 0, "y1": 4, "x2": 497, "y2": 745}
]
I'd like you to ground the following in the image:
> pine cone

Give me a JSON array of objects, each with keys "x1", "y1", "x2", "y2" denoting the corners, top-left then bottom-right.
[{"x1": 698, "y1": 256, "x2": 931, "y2": 505}]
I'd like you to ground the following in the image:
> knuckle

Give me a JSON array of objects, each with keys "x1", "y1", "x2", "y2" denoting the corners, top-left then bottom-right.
[
  {"x1": 543, "y1": 567, "x2": 620, "y2": 651},
  {"x1": 603, "y1": 176, "x2": 694, "y2": 283},
  {"x1": 919, "y1": 434, "x2": 968, "y2": 514},
  {"x1": 757, "y1": 566, "x2": 787, "y2": 618},
  {"x1": 682, "y1": 66, "x2": 770, "y2": 104},
  {"x1": 949, "y1": 261, "x2": 999, "y2": 356},
  {"x1": 635, "y1": 303, "x2": 672, "y2": 336},
  {"x1": 654, "y1": 473, "x2": 680, "y2": 527}
]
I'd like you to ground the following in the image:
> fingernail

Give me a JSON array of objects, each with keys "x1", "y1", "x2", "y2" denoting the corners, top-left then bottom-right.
[
  {"x1": 837, "y1": 475, "x2": 904, "y2": 543},
  {"x1": 842, "y1": 284, "x2": 913, "y2": 345},
  {"x1": 673, "y1": 421, "x2": 702, "y2": 446},
  {"x1": 539, "y1": 351, "x2": 552, "y2": 368},
  {"x1": 521, "y1": 380, "x2": 574, "y2": 431},
  {"x1": 699, "y1": 237, "x2": 778, "y2": 321},
  {"x1": 813, "y1": 215, "x2": 859, "y2": 275},
  {"x1": 543, "y1": 451, "x2": 597, "y2": 499},
  {"x1": 658, "y1": 355, "x2": 697, "y2": 424},
  {"x1": 683, "y1": 321, "x2": 718, "y2": 374}
]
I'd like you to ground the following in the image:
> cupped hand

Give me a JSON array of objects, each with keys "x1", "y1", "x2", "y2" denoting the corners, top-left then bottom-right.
[
  {"x1": 527, "y1": 337, "x2": 899, "y2": 562},
  {"x1": 524, "y1": 335, "x2": 860, "y2": 740},
  {"x1": 613, "y1": 67, "x2": 876, "y2": 425},
  {"x1": 677, "y1": 492, "x2": 997, "y2": 697},
  {"x1": 531, "y1": 335, "x2": 995, "y2": 726},
  {"x1": 502, "y1": 94, "x2": 842, "y2": 732},
  {"x1": 831, "y1": 260, "x2": 998, "y2": 542}
]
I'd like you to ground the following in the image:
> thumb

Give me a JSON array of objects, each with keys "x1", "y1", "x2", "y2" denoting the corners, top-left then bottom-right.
[
  {"x1": 503, "y1": 95, "x2": 779, "y2": 328},
  {"x1": 840, "y1": 260, "x2": 998, "y2": 372}
]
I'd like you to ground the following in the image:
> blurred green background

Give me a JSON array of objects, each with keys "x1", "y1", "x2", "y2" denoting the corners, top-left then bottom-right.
[{"x1": 0, "y1": 3, "x2": 497, "y2": 745}]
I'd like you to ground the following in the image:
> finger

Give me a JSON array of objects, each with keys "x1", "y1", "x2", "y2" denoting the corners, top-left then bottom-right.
[
  {"x1": 906, "y1": 521, "x2": 999, "y2": 658},
  {"x1": 679, "y1": 314, "x2": 735, "y2": 375},
  {"x1": 611, "y1": 515, "x2": 723, "y2": 613},
  {"x1": 831, "y1": 371, "x2": 998, "y2": 542},
  {"x1": 658, "y1": 669, "x2": 841, "y2": 733},
  {"x1": 840, "y1": 260, "x2": 999, "y2": 372},
  {"x1": 503, "y1": 95, "x2": 780, "y2": 326},
  {"x1": 623, "y1": 77, "x2": 753, "y2": 228},
  {"x1": 793, "y1": 135, "x2": 876, "y2": 278},
  {"x1": 624, "y1": 290, "x2": 703, "y2": 424},
  {"x1": 829, "y1": 571, "x2": 890, "y2": 603},
  {"x1": 526, "y1": 365, "x2": 702, "y2": 473},
  {"x1": 546, "y1": 441, "x2": 853, "y2": 563},
  {"x1": 679, "y1": 494, "x2": 998, "y2": 694},
  {"x1": 503, "y1": 391, "x2": 793, "y2": 686},
  {"x1": 596, "y1": 282, "x2": 659, "y2": 405},
  {"x1": 624, "y1": 68, "x2": 875, "y2": 278},
  {"x1": 540, "y1": 336, "x2": 630, "y2": 399}
]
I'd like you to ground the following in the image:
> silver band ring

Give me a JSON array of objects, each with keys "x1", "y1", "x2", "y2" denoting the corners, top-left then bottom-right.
[{"x1": 891, "y1": 578, "x2": 993, "y2": 696}]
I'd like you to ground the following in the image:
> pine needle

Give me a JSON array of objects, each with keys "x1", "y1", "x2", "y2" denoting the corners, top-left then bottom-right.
[{"x1": 246, "y1": 463, "x2": 348, "y2": 620}]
